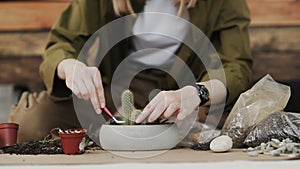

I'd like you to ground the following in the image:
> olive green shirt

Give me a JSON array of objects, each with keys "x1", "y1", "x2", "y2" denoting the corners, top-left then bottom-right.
[{"x1": 40, "y1": 0, "x2": 253, "y2": 107}]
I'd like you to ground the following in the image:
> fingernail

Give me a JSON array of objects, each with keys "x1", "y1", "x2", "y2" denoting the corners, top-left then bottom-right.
[
  {"x1": 101, "y1": 103, "x2": 105, "y2": 108},
  {"x1": 96, "y1": 108, "x2": 102, "y2": 114}
]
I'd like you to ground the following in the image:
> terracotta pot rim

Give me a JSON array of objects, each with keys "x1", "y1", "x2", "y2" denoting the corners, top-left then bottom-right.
[
  {"x1": 103, "y1": 124, "x2": 174, "y2": 127},
  {"x1": 0, "y1": 123, "x2": 19, "y2": 129},
  {"x1": 59, "y1": 132, "x2": 86, "y2": 138},
  {"x1": 59, "y1": 128, "x2": 86, "y2": 138}
]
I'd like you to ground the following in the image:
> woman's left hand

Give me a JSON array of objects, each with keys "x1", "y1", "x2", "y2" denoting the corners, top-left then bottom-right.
[{"x1": 135, "y1": 86, "x2": 200, "y2": 123}]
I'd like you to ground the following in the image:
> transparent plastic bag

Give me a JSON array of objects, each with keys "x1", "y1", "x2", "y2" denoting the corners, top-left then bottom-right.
[
  {"x1": 221, "y1": 74, "x2": 291, "y2": 147},
  {"x1": 178, "y1": 121, "x2": 221, "y2": 150},
  {"x1": 176, "y1": 108, "x2": 221, "y2": 150},
  {"x1": 244, "y1": 111, "x2": 300, "y2": 147}
]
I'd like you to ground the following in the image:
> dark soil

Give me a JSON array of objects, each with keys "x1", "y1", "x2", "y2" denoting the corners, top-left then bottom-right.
[
  {"x1": 191, "y1": 141, "x2": 211, "y2": 151},
  {"x1": 244, "y1": 112, "x2": 300, "y2": 147},
  {"x1": 0, "y1": 139, "x2": 101, "y2": 155},
  {"x1": 1, "y1": 140, "x2": 63, "y2": 155}
]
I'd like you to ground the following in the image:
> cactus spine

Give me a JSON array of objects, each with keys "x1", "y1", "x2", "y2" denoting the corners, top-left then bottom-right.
[{"x1": 121, "y1": 90, "x2": 135, "y2": 125}]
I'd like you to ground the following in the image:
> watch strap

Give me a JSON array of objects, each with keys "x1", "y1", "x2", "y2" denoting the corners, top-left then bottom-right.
[{"x1": 195, "y1": 84, "x2": 210, "y2": 106}]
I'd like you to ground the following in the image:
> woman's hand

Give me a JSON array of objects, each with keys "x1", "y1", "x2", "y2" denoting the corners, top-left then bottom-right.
[
  {"x1": 135, "y1": 86, "x2": 200, "y2": 123},
  {"x1": 57, "y1": 59, "x2": 105, "y2": 114}
]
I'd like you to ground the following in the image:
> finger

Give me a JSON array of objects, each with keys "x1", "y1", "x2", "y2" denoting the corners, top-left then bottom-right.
[
  {"x1": 76, "y1": 80, "x2": 90, "y2": 100},
  {"x1": 177, "y1": 109, "x2": 188, "y2": 120},
  {"x1": 136, "y1": 92, "x2": 164, "y2": 123},
  {"x1": 135, "y1": 103, "x2": 154, "y2": 123},
  {"x1": 83, "y1": 77, "x2": 102, "y2": 114},
  {"x1": 65, "y1": 78, "x2": 83, "y2": 99},
  {"x1": 163, "y1": 103, "x2": 180, "y2": 119},
  {"x1": 36, "y1": 91, "x2": 47, "y2": 103},
  {"x1": 65, "y1": 76, "x2": 74, "y2": 90},
  {"x1": 33, "y1": 92, "x2": 38, "y2": 98},
  {"x1": 72, "y1": 84, "x2": 83, "y2": 99},
  {"x1": 28, "y1": 93, "x2": 37, "y2": 109},
  {"x1": 92, "y1": 68, "x2": 105, "y2": 108},
  {"x1": 18, "y1": 91, "x2": 29, "y2": 108},
  {"x1": 148, "y1": 102, "x2": 167, "y2": 122}
]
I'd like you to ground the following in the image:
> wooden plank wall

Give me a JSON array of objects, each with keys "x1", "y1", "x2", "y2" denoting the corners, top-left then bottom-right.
[
  {"x1": 0, "y1": 0, "x2": 299, "y2": 111},
  {"x1": 0, "y1": 0, "x2": 299, "y2": 31},
  {"x1": 248, "y1": 0, "x2": 300, "y2": 26},
  {"x1": 0, "y1": 1, "x2": 69, "y2": 91},
  {"x1": 0, "y1": 1, "x2": 69, "y2": 31},
  {"x1": 247, "y1": 0, "x2": 300, "y2": 112}
]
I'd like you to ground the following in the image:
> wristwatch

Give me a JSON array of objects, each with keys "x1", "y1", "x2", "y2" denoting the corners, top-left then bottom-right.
[{"x1": 195, "y1": 84, "x2": 210, "y2": 106}]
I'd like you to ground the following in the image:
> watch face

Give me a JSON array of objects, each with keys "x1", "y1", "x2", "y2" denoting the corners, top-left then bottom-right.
[
  {"x1": 201, "y1": 87, "x2": 209, "y2": 100},
  {"x1": 196, "y1": 84, "x2": 209, "y2": 106}
]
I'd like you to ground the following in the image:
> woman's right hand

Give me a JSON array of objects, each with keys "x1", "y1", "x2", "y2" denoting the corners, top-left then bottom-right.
[{"x1": 57, "y1": 59, "x2": 105, "y2": 114}]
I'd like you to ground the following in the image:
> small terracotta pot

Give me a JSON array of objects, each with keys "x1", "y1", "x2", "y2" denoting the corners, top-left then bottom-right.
[
  {"x1": 59, "y1": 129, "x2": 86, "y2": 155},
  {"x1": 0, "y1": 123, "x2": 19, "y2": 147}
]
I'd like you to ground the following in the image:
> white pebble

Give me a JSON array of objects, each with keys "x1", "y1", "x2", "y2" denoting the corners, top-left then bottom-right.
[
  {"x1": 270, "y1": 150, "x2": 280, "y2": 156},
  {"x1": 248, "y1": 151, "x2": 259, "y2": 157},
  {"x1": 288, "y1": 154, "x2": 298, "y2": 158},
  {"x1": 248, "y1": 147, "x2": 254, "y2": 151},
  {"x1": 210, "y1": 135, "x2": 233, "y2": 153}
]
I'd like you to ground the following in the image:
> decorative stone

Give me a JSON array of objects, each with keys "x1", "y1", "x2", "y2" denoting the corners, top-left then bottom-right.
[
  {"x1": 248, "y1": 147, "x2": 254, "y2": 151},
  {"x1": 260, "y1": 142, "x2": 266, "y2": 149},
  {"x1": 248, "y1": 151, "x2": 259, "y2": 157},
  {"x1": 210, "y1": 135, "x2": 233, "y2": 153},
  {"x1": 246, "y1": 138, "x2": 300, "y2": 157},
  {"x1": 288, "y1": 154, "x2": 298, "y2": 158},
  {"x1": 270, "y1": 150, "x2": 280, "y2": 156}
]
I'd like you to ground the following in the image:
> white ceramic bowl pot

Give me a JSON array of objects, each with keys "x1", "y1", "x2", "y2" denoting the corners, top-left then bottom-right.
[{"x1": 99, "y1": 124, "x2": 179, "y2": 151}]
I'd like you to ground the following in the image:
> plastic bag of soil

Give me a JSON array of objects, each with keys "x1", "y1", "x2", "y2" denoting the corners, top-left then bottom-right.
[
  {"x1": 244, "y1": 111, "x2": 300, "y2": 147},
  {"x1": 221, "y1": 74, "x2": 291, "y2": 147}
]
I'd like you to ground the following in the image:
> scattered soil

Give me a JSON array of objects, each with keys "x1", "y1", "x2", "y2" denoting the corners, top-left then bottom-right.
[
  {"x1": 0, "y1": 139, "x2": 101, "y2": 155},
  {"x1": 1, "y1": 140, "x2": 63, "y2": 155},
  {"x1": 0, "y1": 122, "x2": 172, "y2": 155}
]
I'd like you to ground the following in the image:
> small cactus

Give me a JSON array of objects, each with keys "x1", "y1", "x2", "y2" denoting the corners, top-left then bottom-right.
[
  {"x1": 120, "y1": 90, "x2": 168, "y2": 125},
  {"x1": 121, "y1": 90, "x2": 135, "y2": 125}
]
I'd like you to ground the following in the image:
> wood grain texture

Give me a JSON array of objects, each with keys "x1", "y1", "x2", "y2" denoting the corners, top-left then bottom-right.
[
  {"x1": 0, "y1": 1, "x2": 69, "y2": 31},
  {"x1": 247, "y1": 0, "x2": 300, "y2": 26},
  {"x1": 0, "y1": 26, "x2": 299, "y2": 90},
  {"x1": 0, "y1": 57, "x2": 44, "y2": 91},
  {"x1": 249, "y1": 27, "x2": 300, "y2": 52},
  {"x1": 0, "y1": 0, "x2": 299, "y2": 92},
  {"x1": 0, "y1": 149, "x2": 296, "y2": 165},
  {"x1": 0, "y1": 32, "x2": 48, "y2": 58},
  {"x1": 0, "y1": 0, "x2": 299, "y2": 31},
  {"x1": 252, "y1": 52, "x2": 300, "y2": 82}
]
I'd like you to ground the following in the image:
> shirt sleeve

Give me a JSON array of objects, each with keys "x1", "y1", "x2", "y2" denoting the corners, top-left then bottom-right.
[
  {"x1": 201, "y1": 0, "x2": 253, "y2": 106},
  {"x1": 39, "y1": 0, "x2": 100, "y2": 100}
]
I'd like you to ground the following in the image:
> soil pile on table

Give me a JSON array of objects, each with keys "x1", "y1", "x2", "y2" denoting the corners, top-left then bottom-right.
[
  {"x1": 0, "y1": 139, "x2": 101, "y2": 155},
  {"x1": 1, "y1": 140, "x2": 63, "y2": 155}
]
